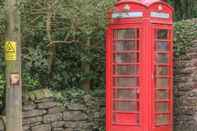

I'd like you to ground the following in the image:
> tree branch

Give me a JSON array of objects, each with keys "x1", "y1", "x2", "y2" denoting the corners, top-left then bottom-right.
[{"x1": 47, "y1": 40, "x2": 79, "y2": 47}]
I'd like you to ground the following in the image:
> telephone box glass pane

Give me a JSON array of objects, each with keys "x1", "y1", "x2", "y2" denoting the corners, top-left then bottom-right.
[
  {"x1": 156, "y1": 115, "x2": 169, "y2": 125},
  {"x1": 156, "y1": 102, "x2": 168, "y2": 112},
  {"x1": 156, "y1": 54, "x2": 168, "y2": 63},
  {"x1": 114, "y1": 40, "x2": 138, "y2": 51},
  {"x1": 156, "y1": 90, "x2": 168, "y2": 100},
  {"x1": 113, "y1": 89, "x2": 139, "y2": 99},
  {"x1": 156, "y1": 78, "x2": 168, "y2": 88},
  {"x1": 114, "y1": 77, "x2": 139, "y2": 87},
  {"x1": 114, "y1": 29, "x2": 138, "y2": 40},
  {"x1": 114, "y1": 53, "x2": 139, "y2": 63},
  {"x1": 157, "y1": 30, "x2": 168, "y2": 39},
  {"x1": 156, "y1": 66, "x2": 168, "y2": 75},
  {"x1": 114, "y1": 65, "x2": 139, "y2": 75},
  {"x1": 156, "y1": 41, "x2": 169, "y2": 51}
]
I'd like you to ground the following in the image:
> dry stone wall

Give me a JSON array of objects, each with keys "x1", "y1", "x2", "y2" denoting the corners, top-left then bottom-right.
[
  {"x1": 23, "y1": 95, "x2": 104, "y2": 131},
  {"x1": 174, "y1": 40, "x2": 197, "y2": 131},
  {"x1": 0, "y1": 93, "x2": 104, "y2": 131}
]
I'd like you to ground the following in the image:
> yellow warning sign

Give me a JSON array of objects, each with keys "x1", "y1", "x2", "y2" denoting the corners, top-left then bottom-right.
[{"x1": 5, "y1": 41, "x2": 17, "y2": 61}]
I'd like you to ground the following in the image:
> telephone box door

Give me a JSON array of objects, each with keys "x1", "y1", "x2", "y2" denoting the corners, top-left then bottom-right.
[
  {"x1": 106, "y1": 24, "x2": 145, "y2": 131},
  {"x1": 151, "y1": 24, "x2": 173, "y2": 131}
]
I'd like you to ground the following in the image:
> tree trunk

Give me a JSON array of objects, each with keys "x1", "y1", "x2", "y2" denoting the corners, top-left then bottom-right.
[
  {"x1": 81, "y1": 37, "x2": 91, "y2": 91},
  {"x1": 5, "y1": 0, "x2": 22, "y2": 131}
]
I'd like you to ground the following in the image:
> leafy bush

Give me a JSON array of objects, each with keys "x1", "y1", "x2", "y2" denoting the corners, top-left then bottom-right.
[
  {"x1": 174, "y1": 19, "x2": 197, "y2": 57},
  {"x1": 19, "y1": 0, "x2": 115, "y2": 91}
]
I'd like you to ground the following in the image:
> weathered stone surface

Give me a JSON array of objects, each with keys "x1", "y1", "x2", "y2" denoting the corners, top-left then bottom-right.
[
  {"x1": 0, "y1": 118, "x2": 4, "y2": 131},
  {"x1": 64, "y1": 128, "x2": 73, "y2": 131},
  {"x1": 64, "y1": 121, "x2": 92, "y2": 129},
  {"x1": 51, "y1": 121, "x2": 65, "y2": 128},
  {"x1": 174, "y1": 39, "x2": 197, "y2": 131},
  {"x1": 23, "y1": 116, "x2": 42, "y2": 125},
  {"x1": 48, "y1": 106, "x2": 65, "y2": 114},
  {"x1": 23, "y1": 104, "x2": 36, "y2": 111},
  {"x1": 0, "y1": 90, "x2": 103, "y2": 131},
  {"x1": 83, "y1": 95, "x2": 95, "y2": 106},
  {"x1": 23, "y1": 126, "x2": 30, "y2": 131},
  {"x1": 35, "y1": 97, "x2": 55, "y2": 103},
  {"x1": 32, "y1": 124, "x2": 51, "y2": 131},
  {"x1": 38, "y1": 101, "x2": 59, "y2": 109},
  {"x1": 43, "y1": 113, "x2": 62, "y2": 123},
  {"x1": 30, "y1": 122, "x2": 42, "y2": 127},
  {"x1": 63, "y1": 111, "x2": 88, "y2": 121},
  {"x1": 52, "y1": 127, "x2": 64, "y2": 131},
  {"x1": 66, "y1": 103, "x2": 86, "y2": 111},
  {"x1": 23, "y1": 110, "x2": 47, "y2": 118}
]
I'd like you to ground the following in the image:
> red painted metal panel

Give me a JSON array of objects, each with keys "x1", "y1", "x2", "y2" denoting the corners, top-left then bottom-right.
[
  {"x1": 151, "y1": 25, "x2": 173, "y2": 131},
  {"x1": 106, "y1": 1, "x2": 173, "y2": 131},
  {"x1": 106, "y1": 24, "x2": 144, "y2": 131}
]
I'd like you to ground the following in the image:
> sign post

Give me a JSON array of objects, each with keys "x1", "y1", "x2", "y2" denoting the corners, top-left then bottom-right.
[{"x1": 5, "y1": 0, "x2": 22, "y2": 131}]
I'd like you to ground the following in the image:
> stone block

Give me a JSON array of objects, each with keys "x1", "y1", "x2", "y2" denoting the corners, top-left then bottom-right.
[
  {"x1": 51, "y1": 121, "x2": 65, "y2": 128},
  {"x1": 23, "y1": 110, "x2": 47, "y2": 118},
  {"x1": 23, "y1": 104, "x2": 36, "y2": 111},
  {"x1": 38, "y1": 101, "x2": 60, "y2": 109},
  {"x1": 63, "y1": 111, "x2": 88, "y2": 121},
  {"x1": 52, "y1": 127, "x2": 65, "y2": 131},
  {"x1": 32, "y1": 124, "x2": 51, "y2": 131},
  {"x1": 66, "y1": 103, "x2": 86, "y2": 111},
  {"x1": 43, "y1": 113, "x2": 62, "y2": 123},
  {"x1": 23, "y1": 116, "x2": 42, "y2": 125},
  {"x1": 48, "y1": 106, "x2": 65, "y2": 114}
]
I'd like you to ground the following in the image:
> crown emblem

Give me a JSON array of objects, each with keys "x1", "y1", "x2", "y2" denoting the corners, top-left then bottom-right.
[
  {"x1": 158, "y1": 5, "x2": 163, "y2": 11},
  {"x1": 124, "y1": 4, "x2": 130, "y2": 11}
]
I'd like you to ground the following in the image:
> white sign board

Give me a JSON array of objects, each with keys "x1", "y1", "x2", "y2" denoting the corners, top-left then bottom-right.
[
  {"x1": 150, "y1": 12, "x2": 170, "y2": 19},
  {"x1": 112, "y1": 12, "x2": 143, "y2": 19}
]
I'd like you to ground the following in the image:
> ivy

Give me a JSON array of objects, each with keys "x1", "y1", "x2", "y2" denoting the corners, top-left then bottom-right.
[{"x1": 174, "y1": 19, "x2": 197, "y2": 57}]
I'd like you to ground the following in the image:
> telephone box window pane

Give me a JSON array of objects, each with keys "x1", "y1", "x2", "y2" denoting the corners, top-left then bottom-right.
[
  {"x1": 156, "y1": 102, "x2": 168, "y2": 112},
  {"x1": 114, "y1": 40, "x2": 138, "y2": 51},
  {"x1": 114, "y1": 77, "x2": 139, "y2": 87},
  {"x1": 156, "y1": 78, "x2": 168, "y2": 88},
  {"x1": 156, "y1": 41, "x2": 169, "y2": 51},
  {"x1": 114, "y1": 101, "x2": 138, "y2": 111},
  {"x1": 156, "y1": 66, "x2": 168, "y2": 75},
  {"x1": 113, "y1": 89, "x2": 139, "y2": 99},
  {"x1": 114, "y1": 29, "x2": 139, "y2": 40},
  {"x1": 157, "y1": 29, "x2": 168, "y2": 39},
  {"x1": 114, "y1": 53, "x2": 139, "y2": 63},
  {"x1": 156, "y1": 54, "x2": 168, "y2": 64},
  {"x1": 114, "y1": 65, "x2": 139, "y2": 75},
  {"x1": 156, "y1": 90, "x2": 168, "y2": 100},
  {"x1": 156, "y1": 115, "x2": 169, "y2": 125}
]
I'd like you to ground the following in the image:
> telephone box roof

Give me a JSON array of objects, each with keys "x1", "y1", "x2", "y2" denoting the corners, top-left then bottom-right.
[{"x1": 117, "y1": 0, "x2": 167, "y2": 6}]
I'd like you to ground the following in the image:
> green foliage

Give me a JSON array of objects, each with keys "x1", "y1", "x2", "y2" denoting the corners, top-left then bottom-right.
[
  {"x1": 0, "y1": 73, "x2": 5, "y2": 110},
  {"x1": 167, "y1": 0, "x2": 197, "y2": 21},
  {"x1": 174, "y1": 19, "x2": 197, "y2": 57},
  {"x1": 61, "y1": 88, "x2": 86, "y2": 103},
  {"x1": 22, "y1": 72, "x2": 41, "y2": 91},
  {"x1": 18, "y1": 0, "x2": 115, "y2": 90},
  {"x1": 26, "y1": 88, "x2": 86, "y2": 104},
  {"x1": 22, "y1": 46, "x2": 48, "y2": 87},
  {"x1": 26, "y1": 89, "x2": 54, "y2": 101},
  {"x1": 0, "y1": 74, "x2": 5, "y2": 100},
  {"x1": 0, "y1": 0, "x2": 196, "y2": 98}
]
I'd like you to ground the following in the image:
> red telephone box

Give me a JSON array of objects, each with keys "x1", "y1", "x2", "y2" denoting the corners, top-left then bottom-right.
[{"x1": 106, "y1": 0, "x2": 173, "y2": 131}]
